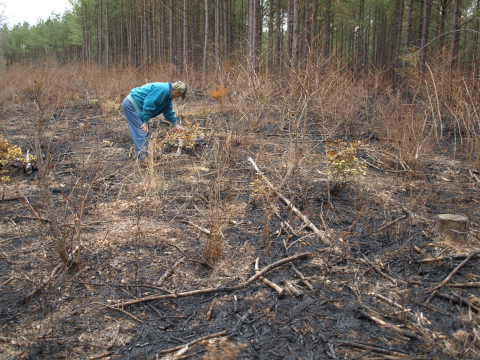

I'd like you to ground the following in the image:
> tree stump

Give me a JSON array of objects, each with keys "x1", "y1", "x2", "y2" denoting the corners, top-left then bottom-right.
[{"x1": 436, "y1": 214, "x2": 469, "y2": 241}]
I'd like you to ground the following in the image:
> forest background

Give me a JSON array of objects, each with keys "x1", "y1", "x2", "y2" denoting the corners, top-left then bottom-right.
[{"x1": 0, "y1": 0, "x2": 479, "y2": 78}]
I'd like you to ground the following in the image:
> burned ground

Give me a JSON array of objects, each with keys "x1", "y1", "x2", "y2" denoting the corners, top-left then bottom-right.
[{"x1": 1, "y1": 94, "x2": 480, "y2": 360}]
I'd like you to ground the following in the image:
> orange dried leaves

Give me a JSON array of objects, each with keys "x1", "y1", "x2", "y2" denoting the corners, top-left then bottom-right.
[{"x1": 209, "y1": 87, "x2": 227, "y2": 105}]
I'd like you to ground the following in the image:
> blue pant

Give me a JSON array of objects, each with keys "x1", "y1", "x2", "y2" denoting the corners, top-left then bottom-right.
[{"x1": 122, "y1": 97, "x2": 149, "y2": 161}]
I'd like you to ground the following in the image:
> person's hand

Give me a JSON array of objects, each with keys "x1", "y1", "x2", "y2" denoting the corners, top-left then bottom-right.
[
  {"x1": 173, "y1": 125, "x2": 183, "y2": 134},
  {"x1": 141, "y1": 123, "x2": 149, "y2": 133}
]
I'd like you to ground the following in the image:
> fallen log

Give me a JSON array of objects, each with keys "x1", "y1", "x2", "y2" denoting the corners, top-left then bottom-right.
[
  {"x1": 361, "y1": 256, "x2": 397, "y2": 285},
  {"x1": 285, "y1": 281, "x2": 303, "y2": 299},
  {"x1": 158, "y1": 257, "x2": 185, "y2": 287},
  {"x1": 418, "y1": 253, "x2": 480, "y2": 263},
  {"x1": 157, "y1": 330, "x2": 227, "y2": 356},
  {"x1": 436, "y1": 292, "x2": 480, "y2": 313},
  {"x1": 427, "y1": 251, "x2": 479, "y2": 294},
  {"x1": 292, "y1": 265, "x2": 314, "y2": 291},
  {"x1": 359, "y1": 310, "x2": 417, "y2": 340},
  {"x1": 247, "y1": 157, "x2": 330, "y2": 246},
  {"x1": 255, "y1": 258, "x2": 285, "y2": 298},
  {"x1": 338, "y1": 341, "x2": 408, "y2": 357},
  {"x1": 110, "y1": 252, "x2": 312, "y2": 307}
]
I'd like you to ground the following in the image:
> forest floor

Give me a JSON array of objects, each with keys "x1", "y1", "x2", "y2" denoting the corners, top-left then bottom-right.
[{"x1": 1, "y1": 94, "x2": 480, "y2": 360}]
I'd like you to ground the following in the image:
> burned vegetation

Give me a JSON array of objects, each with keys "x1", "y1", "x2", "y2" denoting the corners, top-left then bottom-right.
[{"x1": 1, "y1": 65, "x2": 480, "y2": 360}]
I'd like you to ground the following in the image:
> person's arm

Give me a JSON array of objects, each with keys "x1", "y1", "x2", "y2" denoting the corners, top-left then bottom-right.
[{"x1": 162, "y1": 100, "x2": 178, "y2": 127}]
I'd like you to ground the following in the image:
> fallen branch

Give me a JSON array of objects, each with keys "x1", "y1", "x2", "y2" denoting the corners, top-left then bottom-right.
[
  {"x1": 292, "y1": 265, "x2": 314, "y2": 291},
  {"x1": 361, "y1": 256, "x2": 397, "y2": 285},
  {"x1": 418, "y1": 253, "x2": 480, "y2": 263},
  {"x1": 285, "y1": 281, "x2": 303, "y2": 299},
  {"x1": 338, "y1": 341, "x2": 407, "y2": 357},
  {"x1": 158, "y1": 257, "x2": 185, "y2": 287},
  {"x1": 247, "y1": 157, "x2": 330, "y2": 246},
  {"x1": 359, "y1": 310, "x2": 417, "y2": 340},
  {"x1": 255, "y1": 258, "x2": 285, "y2": 298},
  {"x1": 447, "y1": 282, "x2": 480, "y2": 288},
  {"x1": 89, "y1": 352, "x2": 113, "y2": 360},
  {"x1": 374, "y1": 215, "x2": 407, "y2": 233},
  {"x1": 110, "y1": 252, "x2": 312, "y2": 306},
  {"x1": 469, "y1": 169, "x2": 480, "y2": 183},
  {"x1": 157, "y1": 330, "x2": 227, "y2": 356},
  {"x1": 23, "y1": 262, "x2": 63, "y2": 302},
  {"x1": 368, "y1": 292, "x2": 411, "y2": 312},
  {"x1": 427, "y1": 251, "x2": 479, "y2": 293},
  {"x1": 93, "y1": 302, "x2": 144, "y2": 323},
  {"x1": 435, "y1": 292, "x2": 480, "y2": 313}
]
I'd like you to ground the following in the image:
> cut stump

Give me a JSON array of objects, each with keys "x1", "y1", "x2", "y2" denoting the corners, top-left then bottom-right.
[{"x1": 436, "y1": 214, "x2": 468, "y2": 241}]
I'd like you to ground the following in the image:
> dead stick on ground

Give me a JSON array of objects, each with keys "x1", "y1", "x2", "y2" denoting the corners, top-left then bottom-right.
[
  {"x1": 285, "y1": 281, "x2": 303, "y2": 299},
  {"x1": 157, "y1": 330, "x2": 227, "y2": 355},
  {"x1": 447, "y1": 282, "x2": 480, "y2": 288},
  {"x1": 418, "y1": 253, "x2": 480, "y2": 263},
  {"x1": 185, "y1": 221, "x2": 225, "y2": 240},
  {"x1": 359, "y1": 310, "x2": 417, "y2": 340},
  {"x1": 110, "y1": 252, "x2": 312, "y2": 307},
  {"x1": 469, "y1": 169, "x2": 480, "y2": 183},
  {"x1": 338, "y1": 341, "x2": 407, "y2": 357},
  {"x1": 24, "y1": 262, "x2": 63, "y2": 301},
  {"x1": 206, "y1": 298, "x2": 217, "y2": 320},
  {"x1": 247, "y1": 157, "x2": 330, "y2": 246},
  {"x1": 89, "y1": 352, "x2": 113, "y2": 360},
  {"x1": 292, "y1": 265, "x2": 314, "y2": 291},
  {"x1": 255, "y1": 258, "x2": 285, "y2": 298},
  {"x1": 435, "y1": 292, "x2": 480, "y2": 313},
  {"x1": 158, "y1": 257, "x2": 185, "y2": 287},
  {"x1": 93, "y1": 302, "x2": 144, "y2": 323},
  {"x1": 374, "y1": 215, "x2": 407, "y2": 233},
  {"x1": 427, "y1": 251, "x2": 479, "y2": 294},
  {"x1": 368, "y1": 292, "x2": 411, "y2": 312},
  {"x1": 361, "y1": 256, "x2": 397, "y2": 285}
]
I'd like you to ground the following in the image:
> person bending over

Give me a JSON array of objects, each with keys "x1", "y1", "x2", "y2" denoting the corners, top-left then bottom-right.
[{"x1": 122, "y1": 81, "x2": 187, "y2": 162}]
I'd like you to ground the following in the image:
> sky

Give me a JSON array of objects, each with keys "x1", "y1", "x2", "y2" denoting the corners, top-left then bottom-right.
[{"x1": 2, "y1": 0, "x2": 71, "y2": 27}]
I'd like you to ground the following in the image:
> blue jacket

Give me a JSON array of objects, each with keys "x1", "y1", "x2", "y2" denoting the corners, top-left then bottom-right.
[{"x1": 129, "y1": 83, "x2": 177, "y2": 126}]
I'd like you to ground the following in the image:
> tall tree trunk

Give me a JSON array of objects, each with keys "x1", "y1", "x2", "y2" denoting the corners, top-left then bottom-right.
[
  {"x1": 403, "y1": 0, "x2": 413, "y2": 57},
  {"x1": 286, "y1": 0, "x2": 292, "y2": 62},
  {"x1": 105, "y1": 0, "x2": 109, "y2": 68},
  {"x1": 129, "y1": 0, "x2": 132, "y2": 66},
  {"x1": 357, "y1": 0, "x2": 365, "y2": 73},
  {"x1": 450, "y1": 0, "x2": 460, "y2": 68},
  {"x1": 393, "y1": 0, "x2": 404, "y2": 70},
  {"x1": 324, "y1": 0, "x2": 331, "y2": 58},
  {"x1": 256, "y1": 0, "x2": 262, "y2": 64},
  {"x1": 215, "y1": 0, "x2": 220, "y2": 72},
  {"x1": 120, "y1": 0, "x2": 124, "y2": 65},
  {"x1": 292, "y1": 0, "x2": 299, "y2": 68},
  {"x1": 371, "y1": 6, "x2": 377, "y2": 68},
  {"x1": 143, "y1": 0, "x2": 147, "y2": 64},
  {"x1": 224, "y1": 0, "x2": 230, "y2": 59},
  {"x1": 169, "y1": 0, "x2": 174, "y2": 64},
  {"x1": 419, "y1": 0, "x2": 431, "y2": 73},
  {"x1": 303, "y1": 0, "x2": 310, "y2": 61},
  {"x1": 203, "y1": 0, "x2": 209, "y2": 84},
  {"x1": 153, "y1": 0, "x2": 156, "y2": 62},
  {"x1": 267, "y1": 0, "x2": 274, "y2": 72},
  {"x1": 310, "y1": 0, "x2": 317, "y2": 52},
  {"x1": 95, "y1": 4, "x2": 99, "y2": 64},
  {"x1": 183, "y1": 0, "x2": 188, "y2": 71},
  {"x1": 248, "y1": 0, "x2": 257, "y2": 68},
  {"x1": 100, "y1": 0, "x2": 103, "y2": 65},
  {"x1": 275, "y1": 0, "x2": 281, "y2": 70},
  {"x1": 474, "y1": 0, "x2": 479, "y2": 77}
]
